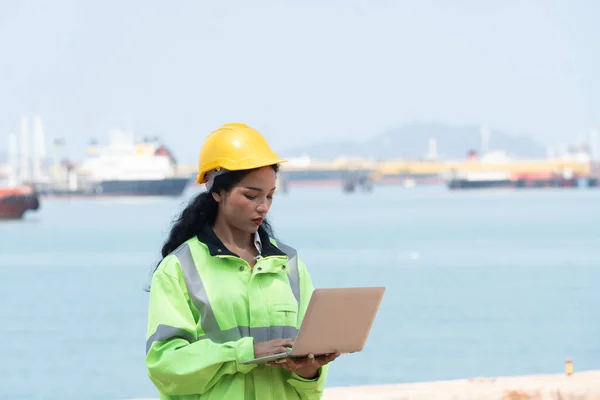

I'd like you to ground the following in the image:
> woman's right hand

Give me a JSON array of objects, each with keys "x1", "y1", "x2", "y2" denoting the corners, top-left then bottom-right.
[{"x1": 253, "y1": 338, "x2": 294, "y2": 359}]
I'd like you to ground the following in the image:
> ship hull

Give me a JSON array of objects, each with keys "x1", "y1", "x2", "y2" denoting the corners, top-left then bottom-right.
[
  {"x1": 0, "y1": 188, "x2": 40, "y2": 220},
  {"x1": 448, "y1": 179, "x2": 514, "y2": 190},
  {"x1": 39, "y1": 177, "x2": 190, "y2": 198},
  {"x1": 447, "y1": 177, "x2": 592, "y2": 190},
  {"x1": 97, "y1": 177, "x2": 190, "y2": 196}
]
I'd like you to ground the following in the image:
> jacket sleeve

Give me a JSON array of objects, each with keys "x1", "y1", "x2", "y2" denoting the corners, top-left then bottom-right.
[
  {"x1": 286, "y1": 255, "x2": 330, "y2": 400},
  {"x1": 145, "y1": 255, "x2": 256, "y2": 396}
]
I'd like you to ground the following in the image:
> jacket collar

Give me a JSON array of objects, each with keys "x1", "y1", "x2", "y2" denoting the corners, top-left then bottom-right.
[{"x1": 197, "y1": 224, "x2": 286, "y2": 258}]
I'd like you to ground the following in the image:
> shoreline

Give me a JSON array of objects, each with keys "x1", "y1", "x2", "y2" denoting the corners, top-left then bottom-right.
[
  {"x1": 324, "y1": 370, "x2": 600, "y2": 399},
  {"x1": 126, "y1": 369, "x2": 600, "y2": 400}
]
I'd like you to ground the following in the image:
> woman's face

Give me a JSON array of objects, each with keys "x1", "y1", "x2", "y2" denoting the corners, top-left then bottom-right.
[{"x1": 215, "y1": 166, "x2": 277, "y2": 234}]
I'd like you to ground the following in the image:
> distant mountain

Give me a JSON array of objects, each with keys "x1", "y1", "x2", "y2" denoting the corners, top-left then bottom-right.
[{"x1": 282, "y1": 122, "x2": 547, "y2": 160}]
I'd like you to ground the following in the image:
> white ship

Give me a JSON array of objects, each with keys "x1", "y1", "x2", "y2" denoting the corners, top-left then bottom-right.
[{"x1": 43, "y1": 129, "x2": 191, "y2": 197}]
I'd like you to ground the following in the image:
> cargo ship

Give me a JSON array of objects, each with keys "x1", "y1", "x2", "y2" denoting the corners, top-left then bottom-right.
[
  {"x1": 445, "y1": 149, "x2": 599, "y2": 190},
  {"x1": 0, "y1": 185, "x2": 40, "y2": 219},
  {"x1": 38, "y1": 129, "x2": 191, "y2": 197},
  {"x1": 446, "y1": 166, "x2": 598, "y2": 190}
]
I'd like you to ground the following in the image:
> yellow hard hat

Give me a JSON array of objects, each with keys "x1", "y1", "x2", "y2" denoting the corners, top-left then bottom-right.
[{"x1": 196, "y1": 122, "x2": 287, "y2": 184}]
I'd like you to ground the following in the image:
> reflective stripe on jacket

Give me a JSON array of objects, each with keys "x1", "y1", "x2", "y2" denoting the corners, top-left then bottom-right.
[{"x1": 145, "y1": 226, "x2": 329, "y2": 399}]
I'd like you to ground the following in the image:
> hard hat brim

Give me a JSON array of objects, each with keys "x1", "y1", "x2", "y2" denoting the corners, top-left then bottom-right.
[{"x1": 196, "y1": 158, "x2": 287, "y2": 185}]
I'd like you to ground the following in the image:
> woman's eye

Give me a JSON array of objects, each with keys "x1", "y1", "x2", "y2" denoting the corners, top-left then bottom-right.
[
  {"x1": 245, "y1": 195, "x2": 257, "y2": 200},
  {"x1": 267, "y1": 195, "x2": 273, "y2": 200}
]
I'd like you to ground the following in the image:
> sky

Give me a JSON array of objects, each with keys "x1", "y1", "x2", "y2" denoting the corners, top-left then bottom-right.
[{"x1": 1, "y1": 0, "x2": 599, "y2": 163}]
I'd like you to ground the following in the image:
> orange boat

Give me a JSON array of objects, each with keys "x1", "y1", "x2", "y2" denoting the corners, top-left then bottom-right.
[{"x1": 0, "y1": 185, "x2": 40, "y2": 220}]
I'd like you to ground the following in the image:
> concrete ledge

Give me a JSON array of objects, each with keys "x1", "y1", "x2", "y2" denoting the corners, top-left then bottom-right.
[
  {"x1": 323, "y1": 370, "x2": 600, "y2": 400},
  {"x1": 126, "y1": 370, "x2": 600, "y2": 400}
]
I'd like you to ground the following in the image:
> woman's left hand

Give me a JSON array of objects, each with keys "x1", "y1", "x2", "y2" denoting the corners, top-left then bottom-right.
[{"x1": 267, "y1": 353, "x2": 340, "y2": 379}]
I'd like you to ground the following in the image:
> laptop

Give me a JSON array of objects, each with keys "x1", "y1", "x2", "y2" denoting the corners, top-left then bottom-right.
[{"x1": 241, "y1": 286, "x2": 385, "y2": 365}]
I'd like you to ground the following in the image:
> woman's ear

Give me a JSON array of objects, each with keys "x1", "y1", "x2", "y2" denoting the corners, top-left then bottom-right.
[{"x1": 211, "y1": 191, "x2": 222, "y2": 203}]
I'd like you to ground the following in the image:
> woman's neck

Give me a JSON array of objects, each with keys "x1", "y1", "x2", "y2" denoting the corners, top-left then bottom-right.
[{"x1": 212, "y1": 216, "x2": 253, "y2": 252}]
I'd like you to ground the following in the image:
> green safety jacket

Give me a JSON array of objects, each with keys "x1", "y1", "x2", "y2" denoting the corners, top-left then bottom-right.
[{"x1": 145, "y1": 225, "x2": 329, "y2": 400}]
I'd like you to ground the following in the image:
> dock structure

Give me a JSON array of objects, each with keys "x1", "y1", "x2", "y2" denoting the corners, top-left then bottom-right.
[
  {"x1": 323, "y1": 370, "x2": 600, "y2": 400},
  {"x1": 173, "y1": 158, "x2": 595, "y2": 181}
]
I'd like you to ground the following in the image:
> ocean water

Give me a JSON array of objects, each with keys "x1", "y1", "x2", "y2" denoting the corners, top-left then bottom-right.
[{"x1": 1, "y1": 185, "x2": 599, "y2": 400}]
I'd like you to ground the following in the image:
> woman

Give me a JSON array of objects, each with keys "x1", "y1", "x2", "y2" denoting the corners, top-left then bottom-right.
[{"x1": 145, "y1": 122, "x2": 339, "y2": 400}]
